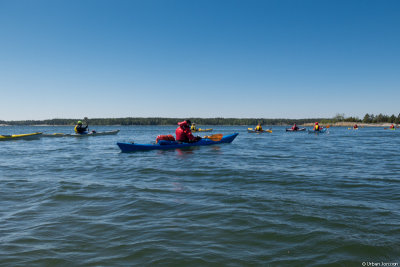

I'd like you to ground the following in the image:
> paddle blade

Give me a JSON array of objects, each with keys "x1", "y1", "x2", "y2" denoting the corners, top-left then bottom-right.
[{"x1": 203, "y1": 134, "x2": 223, "y2": 141}]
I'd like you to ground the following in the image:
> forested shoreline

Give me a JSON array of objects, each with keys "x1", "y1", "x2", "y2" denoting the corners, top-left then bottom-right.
[{"x1": 1, "y1": 113, "x2": 399, "y2": 126}]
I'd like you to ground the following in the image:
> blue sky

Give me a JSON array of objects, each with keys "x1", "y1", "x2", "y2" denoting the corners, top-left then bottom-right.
[{"x1": 1, "y1": 0, "x2": 399, "y2": 120}]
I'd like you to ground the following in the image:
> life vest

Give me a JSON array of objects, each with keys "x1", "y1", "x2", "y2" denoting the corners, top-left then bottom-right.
[
  {"x1": 255, "y1": 125, "x2": 263, "y2": 131},
  {"x1": 75, "y1": 124, "x2": 87, "y2": 134},
  {"x1": 314, "y1": 125, "x2": 319, "y2": 131}
]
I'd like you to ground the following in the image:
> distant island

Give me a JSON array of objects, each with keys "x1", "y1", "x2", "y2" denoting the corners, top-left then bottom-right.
[{"x1": 1, "y1": 113, "x2": 399, "y2": 126}]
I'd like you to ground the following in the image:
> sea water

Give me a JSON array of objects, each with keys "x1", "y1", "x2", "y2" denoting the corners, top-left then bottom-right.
[{"x1": 0, "y1": 126, "x2": 399, "y2": 266}]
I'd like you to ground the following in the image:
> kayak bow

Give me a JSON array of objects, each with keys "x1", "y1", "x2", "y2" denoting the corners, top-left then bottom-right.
[{"x1": 0, "y1": 132, "x2": 42, "y2": 141}]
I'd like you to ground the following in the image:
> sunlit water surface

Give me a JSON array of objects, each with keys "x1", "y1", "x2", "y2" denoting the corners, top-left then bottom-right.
[{"x1": 1, "y1": 126, "x2": 399, "y2": 266}]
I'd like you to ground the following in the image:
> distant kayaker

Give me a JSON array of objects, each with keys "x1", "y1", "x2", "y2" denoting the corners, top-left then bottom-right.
[
  {"x1": 389, "y1": 124, "x2": 395, "y2": 129},
  {"x1": 255, "y1": 123, "x2": 263, "y2": 131},
  {"x1": 74, "y1": 120, "x2": 88, "y2": 134},
  {"x1": 313, "y1": 122, "x2": 321, "y2": 131},
  {"x1": 190, "y1": 123, "x2": 197, "y2": 131},
  {"x1": 176, "y1": 120, "x2": 201, "y2": 143},
  {"x1": 354, "y1": 124, "x2": 358, "y2": 129},
  {"x1": 291, "y1": 123, "x2": 299, "y2": 131}
]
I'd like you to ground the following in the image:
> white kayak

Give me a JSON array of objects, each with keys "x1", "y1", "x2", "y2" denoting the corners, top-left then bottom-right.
[{"x1": 42, "y1": 130, "x2": 120, "y2": 137}]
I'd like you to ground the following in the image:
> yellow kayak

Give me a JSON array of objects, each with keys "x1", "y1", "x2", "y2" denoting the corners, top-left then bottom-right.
[
  {"x1": 192, "y1": 128, "x2": 213, "y2": 132},
  {"x1": 0, "y1": 132, "x2": 42, "y2": 141},
  {"x1": 247, "y1": 128, "x2": 272, "y2": 133}
]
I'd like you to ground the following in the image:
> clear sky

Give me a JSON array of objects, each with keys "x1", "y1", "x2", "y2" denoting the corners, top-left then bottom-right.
[{"x1": 1, "y1": 0, "x2": 399, "y2": 120}]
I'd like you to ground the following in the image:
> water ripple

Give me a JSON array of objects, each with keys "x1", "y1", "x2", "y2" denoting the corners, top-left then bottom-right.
[{"x1": 0, "y1": 126, "x2": 399, "y2": 265}]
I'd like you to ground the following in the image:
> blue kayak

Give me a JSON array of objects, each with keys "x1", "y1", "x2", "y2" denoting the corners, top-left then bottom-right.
[
  {"x1": 307, "y1": 128, "x2": 327, "y2": 134},
  {"x1": 117, "y1": 133, "x2": 239, "y2": 152}
]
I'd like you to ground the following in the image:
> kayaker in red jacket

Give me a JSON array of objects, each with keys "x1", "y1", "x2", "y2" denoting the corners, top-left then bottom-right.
[
  {"x1": 292, "y1": 123, "x2": 299, "y2": 131},
  {"x1": 175, "y1": 120, "x2": 201, "y2": 143}
]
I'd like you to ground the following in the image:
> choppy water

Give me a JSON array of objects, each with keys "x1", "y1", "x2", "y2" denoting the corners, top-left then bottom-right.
[{"x1": 1, "y1": 126, "x2": 399, "y2": 266}]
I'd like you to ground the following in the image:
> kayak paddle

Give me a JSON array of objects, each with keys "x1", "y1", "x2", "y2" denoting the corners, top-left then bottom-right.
[
  {"x1": 84, "y1": 117, "x2": 89, "y2": 132},
  {"x1": 203, "y1": 134, "x2": 223, "y2": 141}
]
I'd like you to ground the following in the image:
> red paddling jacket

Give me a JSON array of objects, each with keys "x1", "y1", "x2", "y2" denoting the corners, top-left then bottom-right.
[{"x1": 175, "y1": 121, "x2": 196, "y2": 142}]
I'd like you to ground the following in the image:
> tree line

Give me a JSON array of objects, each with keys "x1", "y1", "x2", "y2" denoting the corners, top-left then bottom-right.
[
  {"x1": 0, "y1": 117, "x2": 328, "y2": 126},
  {"x1": 0, "y1": 113, "x2": 398, "y2": 126},
  {"x1": 332, "y1": 113, "x2": 400, "y2": 124}
]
